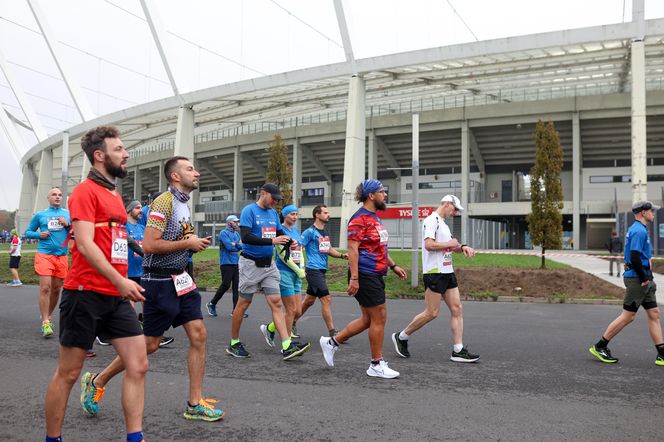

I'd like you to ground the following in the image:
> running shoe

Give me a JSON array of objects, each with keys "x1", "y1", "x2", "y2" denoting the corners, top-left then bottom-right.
[
  {"x1": 451, "y1": 347, "x2": 480, "y2": 363},
  {"x1": 42, "y1": 321, "x2": 54, "y2": 338},
  {"x1": 366, "y1": 360, "x2": 400, "y2": 379},
  {"x1": 319, "y1": 336, "x2": 338, "y2": 367},
  {"x1": 588, "y1": 345, "x2": 618, "y2": 363},
  {"x1": 282, "y1": 341, "x2": 311, "y2": 361},
  {"x1": 159, "y1": 336, "x2": 175, "y2": 347},
  {"x1": 95, "y1": 336, "x2": 111, "y2": 346},
  {"x1": 226, "y1": 341, "x2": 251, "y2": 358},
  {"x1": 391, "y1": 332, "x2": 410, "y2": 358},
  {"x1": 85, "y1": 349, "x2": 96, "y2": 358},
  {"x1": 291, "y1": 324, "x2": 300, "y2": 339},
  {"x1": 657, "y1": 355, "x2": 664, "y2": 366},
  {"x1": 183, "y1": 399, "x2": 224, "y2": 422},
  {"x1": 206, "y1": 302, "x2": 217, "y2": 317},
  {"x1": 259, "y1": 324, "x2": 275, "y2": 348},
  {"x1": 80, "y1": 372, "x2": 105, "y2": 416}
]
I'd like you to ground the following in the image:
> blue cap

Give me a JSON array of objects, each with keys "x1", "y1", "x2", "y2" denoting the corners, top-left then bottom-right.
[
  {"x1": 282, "y1": 204, "x2": 299, "y2": 217},
  {"x1": 225, "y1": 215, "x2": 239, "y2": 222}
]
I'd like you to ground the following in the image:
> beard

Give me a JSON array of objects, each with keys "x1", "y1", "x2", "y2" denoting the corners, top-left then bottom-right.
[
  {"x1": 375, "y1": 200, "x2": 387, "y2": 211},
  {"x1": 105, "y1": 155, "x2": 127, "y2": 179}
]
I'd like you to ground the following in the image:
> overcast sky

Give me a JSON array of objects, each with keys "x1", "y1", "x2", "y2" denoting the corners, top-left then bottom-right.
[{"x1": 1, "y1": 0, "x2": 664, "y2": 211}]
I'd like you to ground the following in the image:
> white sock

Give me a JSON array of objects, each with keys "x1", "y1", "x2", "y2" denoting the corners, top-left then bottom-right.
[
  {"x1": 453, "y1": 343, "x2": 463, "y2": 353},
  {"x1": 399, "y1": 331, "x2": 410, "y2": 341}
]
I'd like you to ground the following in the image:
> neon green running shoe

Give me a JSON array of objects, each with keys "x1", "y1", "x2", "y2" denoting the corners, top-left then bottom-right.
[
  {"x1": 656, "y1": 355, "x2": 664, "y2": 366},
  {"x1": 41, "y1": 321, "x2": 54, "y2": 338},
  {"x1": 80, "y1": 372, "x2": 105, "y2": 416},
  {"x1": 183, "y1": 398, "x2": 225, "y2": 422},
  {"x1": 589, "y1": 345, "x2": 618, "y2": 363}
]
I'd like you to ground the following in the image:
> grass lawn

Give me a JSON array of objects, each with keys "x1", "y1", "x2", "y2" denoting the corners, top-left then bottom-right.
[{"x1": 1, "y1": 248, "x2": 568, "y2": 297}]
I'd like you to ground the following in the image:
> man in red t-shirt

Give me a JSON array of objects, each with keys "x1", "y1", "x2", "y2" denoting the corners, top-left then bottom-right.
[
  {"x1": 319, "y1": 179, "x2": 407, "y2": 379},
  {"x1": 44, "y1": 126, "x2": 148, "y2": 442}
]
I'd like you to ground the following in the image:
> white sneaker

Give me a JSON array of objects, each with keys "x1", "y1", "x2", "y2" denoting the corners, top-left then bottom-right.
[
  {"x1": 366, "y1": 360, "x2": 399, "y2": 379},
  {"x1": 319, "y1": 336, "x2": 338, "y2": 367}
]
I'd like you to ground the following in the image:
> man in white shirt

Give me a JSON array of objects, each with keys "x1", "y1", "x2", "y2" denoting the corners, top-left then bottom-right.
[{"x1": 392, "y1": 195, "x2": 480, "y2": 362}]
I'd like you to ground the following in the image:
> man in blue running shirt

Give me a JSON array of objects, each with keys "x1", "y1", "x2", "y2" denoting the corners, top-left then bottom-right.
[
  {"x1": 295, "y1": 205, "x2": 347, "y2": 337},
  {"x1": 589, "y1": 200, "x2": 664, "y2": 366},
  {"x1": 226, "y1": 183, "x2": 310, "y2": 360},
  {"x1": 207, "y1": 215, "x2": 243, "y2": 317},
  {"x1": 25, "y1": 187, "x2": 71, "y2": 338}
]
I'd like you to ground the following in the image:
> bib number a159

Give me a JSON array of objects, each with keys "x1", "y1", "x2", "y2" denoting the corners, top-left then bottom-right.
[
  {"x1": 319, "y1": 236, "x2": 331, "y2": 253},
  {"x1": 111, "y1": 227, "x2": 128, "y2": 265},
  {"x1": 172, "y1": 271, "x2": 197, "y2": 296}
]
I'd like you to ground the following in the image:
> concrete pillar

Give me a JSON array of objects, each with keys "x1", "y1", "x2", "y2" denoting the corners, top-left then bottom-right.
[
  {"x1": 33, "y1": 149, "x2": 53, "y2": 214},
  {"x1": 292, "y1": 139, "x2": 302, "y2": 207},
  {"x1": 158, "y1": 159, "x2": 166, "y2": 192},
  {"x1": 133, "y1": 167, "x2": 142, "y2": 201},
  {"x1": 339, "y1": 75, "x2": 366, "y2": 249},
  {"x1": 17, "y1": 163, "x2": 36, "y2": 233},
  {"x1": 631, "y1": 39, "x2": 647, "y2": 202},
  {"x1": 61, "y1": 131, "x2": 69, "y2": 209},
  {"x1": 367, "y1": 129, "x2": 377, "y2": 179},
  {"x1": 174, "y1": 106, "x2": 195, "y2": 211},
  {"x1": 460, "y1": 121, "x2": 470, "y2": 244},
  {"x1": 572, "y1": 112, "x2": 581, "y2": 250},
  {"x1": 233, "y1": 146, "x2": 244, "y2": 213},
  {"x1": 80, "y1": 155, "x2": 90, "y2": 182}
]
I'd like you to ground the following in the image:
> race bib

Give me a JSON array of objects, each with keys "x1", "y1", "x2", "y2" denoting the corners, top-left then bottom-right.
[
  {"x1": 172, "y1": 271, "x2": 197, "y2": 296},
  {"x1": 442, "y1": 251, "x2": 452, "y2": 267},
  {"x1": 111, "y1": 227, "x2": 128, "y2": 265},
  {"x1": 261, "y1": 226, "x2": 277, "y2": 239},
  {"x1": 376, "y1": 225, "x2": 389, "y2": 245},
  {"x1": 319, "y1": 236, "x2": 331, "y2": 253},
  {"x1": 47, "y1": 217, "x2": 64, "y2": 231},
  {"x1": 291, "y1": 247, "x2": 302, "y2": 264}
]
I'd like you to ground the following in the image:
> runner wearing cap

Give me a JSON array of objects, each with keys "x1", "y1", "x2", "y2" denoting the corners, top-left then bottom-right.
[
  {"x1": 392, "y1": 195, "x2": 480, "y2": 363},
  {"x1": 25, "y1": 187, "x2": 71, "y2": 338},
  {"x1": 295, "y1": 204, "x2": 347, "y2": 337},
  {"x1": 260, "y1": 204, "x2": 306, "y2": 343},
  {"x1": 207, "y1": 214, "x2": 242, "y2": 317},
  {"x1": 226, "y1": 183, "x2": 311, "y2": 360},
  {"x1": 319, "y1": 179, "x2": 407, "y2": 379},
  {"x1": 589, "y1": 200, "x2": 664, "y2": 366}
]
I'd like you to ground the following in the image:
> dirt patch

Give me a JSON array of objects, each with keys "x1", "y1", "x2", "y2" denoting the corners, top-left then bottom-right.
[{"x1": 456, "y1": 267, "x2": 624, "y2": 299}]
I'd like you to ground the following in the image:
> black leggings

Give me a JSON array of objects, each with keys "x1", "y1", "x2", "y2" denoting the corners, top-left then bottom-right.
[{"x1": 211, "y1": 264, "x2": 239, "y2": 310}]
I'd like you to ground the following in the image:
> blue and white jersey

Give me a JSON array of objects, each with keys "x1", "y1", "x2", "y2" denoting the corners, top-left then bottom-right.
[
  {"x1": 301, "y1": 226, "x2": 331, "y2": 270},
  {"x1": 624, "y1": 221, "x2": 652, "y2": 278},
  {"x1": 239, "y1": 203, "x2": 280, "y2": 259}
]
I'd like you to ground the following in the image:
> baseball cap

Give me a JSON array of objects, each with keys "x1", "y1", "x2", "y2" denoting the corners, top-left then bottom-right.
[
  {"x1": 631, "y1": 200, "x2": 660, "y2": 213},
  {"x1": 261, "y1": 183, "x2": 284, "y2": 200},
  {"x1": 225, "y1": 215, "x2": 239, "y2": 222},
  {"x1": 441, "y1": 195, "x2": 464, "y2": 212}
]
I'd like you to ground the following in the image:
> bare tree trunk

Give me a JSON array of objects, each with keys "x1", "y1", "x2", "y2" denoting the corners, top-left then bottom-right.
[{"x1": 541, "y1": 246, "x2": 546, "y2": 269}]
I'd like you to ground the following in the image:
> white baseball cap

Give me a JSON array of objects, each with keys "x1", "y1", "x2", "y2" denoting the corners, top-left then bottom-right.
[{"x1": 441, "y1": 195, "x2": 464, "y2": 212}]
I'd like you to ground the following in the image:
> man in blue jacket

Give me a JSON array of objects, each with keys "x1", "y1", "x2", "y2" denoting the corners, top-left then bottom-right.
[
  {"x1": 25, "y1": 187, "x2": 71, "y2": 338},
  {"x1": 207, "y1": 215, "x2": 243, "y2": 317}
]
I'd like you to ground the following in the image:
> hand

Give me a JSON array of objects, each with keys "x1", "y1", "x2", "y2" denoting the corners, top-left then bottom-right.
[
  {"x1": 272, "y1": 235, "x2": 290, "y2": 245},
  {"x1": 392, "y1": 266, "x2": 407, "y2": 280},
  {"x1": 347, "y1": 278, "x2": 359, "y2": 296},
  {"x1": 40, "y1": 231, "x2": 50, "y2": 239},
  {"x1": 447, "y1": 238, "x2": 460, "y2": 249},
  {"x1": 188, "y1": 235, "x2": 211, "y2": 252},
  {"x1": 462, "y1": 245, "x2": 476, "y2": 257},
  {"x1": 341, "y1": 253, "x2": 349, "y2": 260},
  {"x1": 57, "y1": 217, "x2": 69, "y2": 227},
  {"x1": 641, "y1": 280, "x2": 650, "y2": 287},
  {"x1": 117, "y1": 278, "x2": 145, "y2": 302}
]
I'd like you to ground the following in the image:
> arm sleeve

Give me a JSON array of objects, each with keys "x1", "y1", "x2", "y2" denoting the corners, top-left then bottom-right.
[
  {"x1": 630, "y1": 250, "x2": 648, "y2": 282},
  {"x1": 276, "y1": 243, "x2": 305, "y2": 277},
  {"x1": 128, "y1": 235, "x2": 144, "y2": 257},
  {"x1": 24, "y1": 213, "x2": 41, "y2": 239},
  {"x1": 240, "y1": 226, "x2": 272, "y2": 245}
]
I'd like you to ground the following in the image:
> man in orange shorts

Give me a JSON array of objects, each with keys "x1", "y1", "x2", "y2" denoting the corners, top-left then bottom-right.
[{"x1": 25, "y1": 187, "x2": 71, "y2": 338}]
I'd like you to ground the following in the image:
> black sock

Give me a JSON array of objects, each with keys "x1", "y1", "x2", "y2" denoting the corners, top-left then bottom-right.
[
  {"x1": 188, "y1": 401, "x2": 197, "y2": 408},
  {"x1": 371, "y1": 359, "x2": 382, "y2": 366},
  {"x1": 596, "y1": 337, "x2": 609, "y2": 349},
  {"x1": 656, "y1": 343, "x2": 664, "y2": 357},
  {"x1": 330, "y1": 337, "x2": 340, "y2": 347}
]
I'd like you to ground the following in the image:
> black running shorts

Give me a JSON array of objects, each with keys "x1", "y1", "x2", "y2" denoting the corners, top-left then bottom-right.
[
  {"x1": 8, "y1": 256, "x2": 20, "y2": 269},
  {"x1": 306, "y1": 268, "x2": 330, "y2": 297},
  {"x1": 423, "y1": 273, "x2": 458, "y2": 294},
  {"x1": 353, "y1": 272, "x2": 386, "y2": 308},
  {"x1": 141, "y1": 274, "x2": 203, "y2": 337},
  {"x1": 59, "y1": 289, "x2": 143, "y2": 350}
]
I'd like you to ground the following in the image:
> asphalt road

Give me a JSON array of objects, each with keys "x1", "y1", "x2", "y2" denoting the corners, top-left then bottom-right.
[{"x1": 1, "y1": 285, "x2": 663, "y2": 441}]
